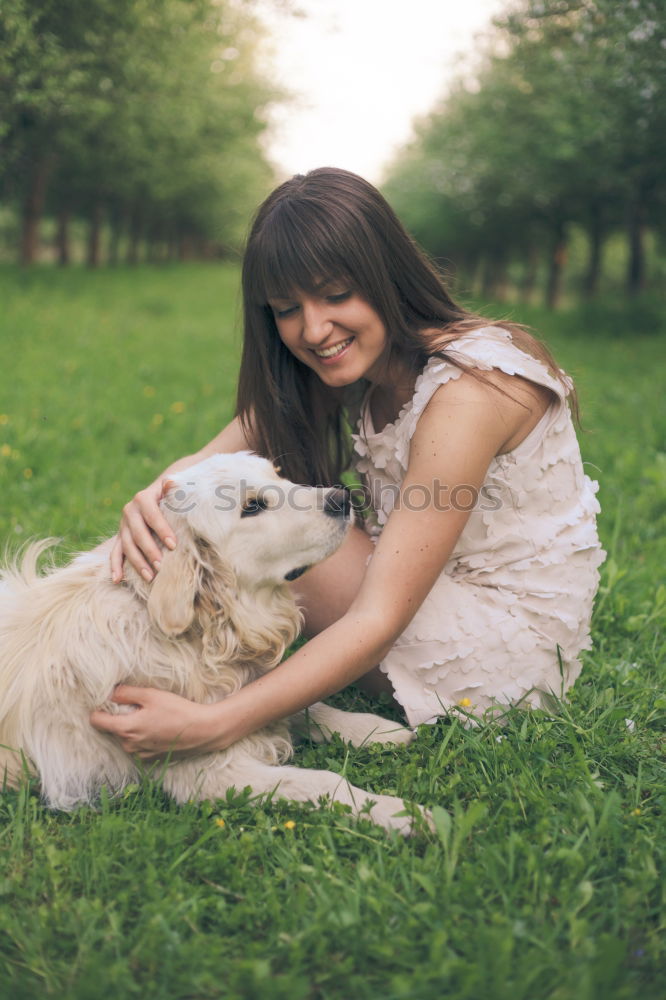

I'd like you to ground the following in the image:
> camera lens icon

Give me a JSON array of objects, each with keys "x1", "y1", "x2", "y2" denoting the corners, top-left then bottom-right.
[{"x1": 164, "y1": 482, "x2": 197, "y2": 513}]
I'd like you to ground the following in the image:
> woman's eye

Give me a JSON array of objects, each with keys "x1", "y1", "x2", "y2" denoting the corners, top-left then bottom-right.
[
  {"x1": 274, "y1": 304, "x2": 298, "y2": 318},
  {"x1": 327, "y1": 290, "x2": 352, "y2": 304},
  {"x1": 240, "y1": 496, "x2": 268, "y2": 518}
]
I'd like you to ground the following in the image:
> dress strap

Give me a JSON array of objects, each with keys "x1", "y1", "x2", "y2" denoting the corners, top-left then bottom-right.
[
  {"x1": 406, "y1": 326, "x2": 569, "y2": 431},
  {"x1": 353, "y1": 326, "x2": 571, "y2": 476}
]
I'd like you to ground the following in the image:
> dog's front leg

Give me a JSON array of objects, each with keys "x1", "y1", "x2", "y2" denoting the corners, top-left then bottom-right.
[
  {"x1": 214, "y1": 755, "x2": 418, "y2": 835},
  {"x1": 161, "y1": 751, "x2": 429, "y2": 835},
  {"x1": 291, "y1": 702, "x2": 414, "y2": 748}
]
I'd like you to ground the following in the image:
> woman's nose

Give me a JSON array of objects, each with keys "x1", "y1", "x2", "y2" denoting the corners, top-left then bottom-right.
[{"x1": 301, "y1": 299, "x2": 334, "y2": 344}]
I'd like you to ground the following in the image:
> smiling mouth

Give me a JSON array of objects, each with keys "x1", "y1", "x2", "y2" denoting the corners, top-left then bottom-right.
[{"x1": 314, "y1": 337, "x2": 353, "y2": 359}]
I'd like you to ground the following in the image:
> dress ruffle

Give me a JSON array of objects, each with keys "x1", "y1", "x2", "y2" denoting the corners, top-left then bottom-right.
[{"x1": 350, "y1": 326, "x2": 605, "y2": 726}]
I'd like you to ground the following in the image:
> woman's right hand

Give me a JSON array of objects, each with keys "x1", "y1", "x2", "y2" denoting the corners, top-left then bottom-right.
[
  {"x1": 109, "y1": 418, "x2": 253, "y2": 584},
  {"x1": 110, "y1": 477, "x2": 177, "y2": 584}
]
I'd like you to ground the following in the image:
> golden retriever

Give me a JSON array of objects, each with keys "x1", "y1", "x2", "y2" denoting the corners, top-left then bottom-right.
[{"x1": 0, "y1": 453, "x2": 418, "y2": 832}]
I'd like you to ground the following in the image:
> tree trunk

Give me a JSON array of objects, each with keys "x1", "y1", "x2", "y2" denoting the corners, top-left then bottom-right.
[
  {"x1": 146, "y1": 236, "x2": 157, "y2": 263},
  {"x1": 545, "y1": 223, "x2": 567, "y2": 310},
  {"x1": 480, "y1": 250, "x2": 508, "y2": 300},
  {"x1": 55, "y1": 208, "x2": 71, "y2": 267},
  {"x1": 20, "y1": 157, "x2": 51, "y2": 265},
  {"x1": 583, "y1": 212, "x2": 604, "y2": 299},
  {"x1": 107, "y1": 207, "x2": 125, "y2": 266},
  {"x1": 107, "y1": 222, "x2": 120, "y2": 265},
  {"x1": 127, "y1": 211, "x2": 142, "y2": 264},
  {"x1": 480, "y1": 255, "x2": 496, "y2": 298},
  {"x1": 520, "y1": 243, "x2": 539, "y2": 300},
  {"x1": 494, "y1": 252, "x2": 509, "y2": 302},
  {"x1": 458, "y1": 253, "x2": 480, "y2": 297},
  {"x1": 86, "y1": 202, "x2": 104, "y2": 267},
  {"x1": 178, "y1": 234, "x2": 194, "y2": 260},
  {"x1": 626, "y1": 200, "x2": 646, "y2": 295}
]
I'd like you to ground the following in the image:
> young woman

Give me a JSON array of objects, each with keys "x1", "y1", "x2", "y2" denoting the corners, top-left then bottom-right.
[{"x1": 91, "y1": 167, "x2": 605, "y2": 757}]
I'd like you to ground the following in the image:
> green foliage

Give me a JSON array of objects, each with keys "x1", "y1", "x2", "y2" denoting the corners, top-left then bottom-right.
[
  {"x1": 384, "y1": 0, "x2": 666, "y2": 303},
  {"x1": 0, "y1": 0, "x2": 281, "y2": 256},
  {"x1": 1, "y1": 265, "x2": 665, "y2": 997}
]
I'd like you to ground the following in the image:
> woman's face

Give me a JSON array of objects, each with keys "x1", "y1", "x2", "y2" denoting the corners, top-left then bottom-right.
[{"x1": 268, "y1": 282, "x2": 389, "y2": 388}]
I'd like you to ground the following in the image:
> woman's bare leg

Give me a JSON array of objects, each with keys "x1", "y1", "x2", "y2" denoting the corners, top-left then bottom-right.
[{"x1": 289, "y1": 525, "x2": 397, "y2": 699}]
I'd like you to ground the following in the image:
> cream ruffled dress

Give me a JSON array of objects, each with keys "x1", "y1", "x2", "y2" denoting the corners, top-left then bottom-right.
[{"x1": 351, "y1": 326, "x2": 605, "y2": 726}]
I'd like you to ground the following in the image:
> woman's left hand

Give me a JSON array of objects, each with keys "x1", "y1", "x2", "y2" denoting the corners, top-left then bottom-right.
[{"x1": 90, "y1": 685, "x2": 224, "y2": 760}]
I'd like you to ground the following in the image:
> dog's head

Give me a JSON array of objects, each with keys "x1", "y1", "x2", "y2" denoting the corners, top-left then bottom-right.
[{"x1": 146, "y1": 452, "x2": 352, "y2": 645}]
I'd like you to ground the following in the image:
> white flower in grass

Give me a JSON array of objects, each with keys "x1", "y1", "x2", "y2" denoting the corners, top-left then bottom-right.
[{"x1": 625, "y1": 718, "x2": 636, "y2": 733}]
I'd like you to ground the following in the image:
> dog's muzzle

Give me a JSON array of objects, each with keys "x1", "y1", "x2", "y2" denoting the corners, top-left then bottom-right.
[{"x1": 324, "y1": 487, "x2": 352, "y2": 519}]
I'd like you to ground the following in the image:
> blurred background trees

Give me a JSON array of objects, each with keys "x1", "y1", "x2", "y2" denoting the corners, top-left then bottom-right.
[
  {"x1": 0, "y1": 0, "x2": 278, "y2": 265},
  {"x1": 384, "y1": 0, "x2": 665, "y2": 306},
  {"x1": 1, "y1": 0, "x2": 664, "y2": 307}
]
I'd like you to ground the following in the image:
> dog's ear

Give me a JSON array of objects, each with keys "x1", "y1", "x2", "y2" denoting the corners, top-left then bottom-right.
[{"x1": 146, "y1": 542, "x2": 197, "y2": 637}]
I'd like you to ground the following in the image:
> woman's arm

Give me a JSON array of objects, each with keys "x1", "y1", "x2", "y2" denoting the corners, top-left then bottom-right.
[
  {"x1": 94, "y1": 371, "x2": 532, "y2": 756},
  {"x1": 204, "y1": 370, "x2": 524, "y2": 741},
  {"x1": 111, "y1": 415, "x2": 254, "y2": 582}
]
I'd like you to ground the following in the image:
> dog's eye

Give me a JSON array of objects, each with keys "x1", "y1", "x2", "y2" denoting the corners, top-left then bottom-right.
[{"x1": 240, "y1": 496, "x2": 268, "y2": 518}]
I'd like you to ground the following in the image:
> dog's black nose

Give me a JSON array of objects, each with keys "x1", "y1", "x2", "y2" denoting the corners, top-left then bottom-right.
[{"x1": 324, "y1": 487, "x2": 351, "y2": 519}]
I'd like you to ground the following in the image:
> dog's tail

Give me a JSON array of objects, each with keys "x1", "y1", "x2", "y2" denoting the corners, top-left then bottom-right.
[
  {"x1": 0, "y1": 538, "x2": 62, "y2": 594},
  {"x1": 0, "y1": 539, "x2": 64, "y2": 784}
]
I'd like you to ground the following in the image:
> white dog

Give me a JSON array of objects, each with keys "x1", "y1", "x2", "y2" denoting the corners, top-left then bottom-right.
[{"x1": 0, "y1": 453, "x2": 419, "y2": 833}]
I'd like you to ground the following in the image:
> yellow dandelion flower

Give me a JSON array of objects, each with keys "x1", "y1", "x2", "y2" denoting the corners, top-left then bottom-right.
[
  {"x1": 103, "y1": 497, "x2": 112, "y2": 506},
  {"x1": 71, "y1": 417, "x2": 83, "y2": 430},
  {"x1": 284, "y1": 820, "x2": 296, "y2": 830},
  {"x1": 215, "y1": 818, "x2": 226, "y2": 828},
  {"x1": 631, "y1": 808, "x2": 641, "y2": 817},
  {"x1": 0, "y1": 444, "x2": 11, "y2": 457},
  {"x1": 170, "y1": 401, "x2": 186, "y2": 414},
  {"x1": 151, "y1": 413, "x2": 164, "y2": 427},
  {"x1": 23, "y1": 468, "x2": 33, "y2": 480},
  {"x1": 458, "y1": 697, "x2": 472, "y2": 708},
  {"x1": 0, "y1": 415, "x2": 9, "y2": 425},
  {"x1": 143, "y1": 385, "x2": 156, "y2": 398}
]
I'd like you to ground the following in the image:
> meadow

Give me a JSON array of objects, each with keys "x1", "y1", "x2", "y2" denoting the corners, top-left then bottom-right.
[{"x1": 1, "y1": 263, "x2": 665, "y2": 999}]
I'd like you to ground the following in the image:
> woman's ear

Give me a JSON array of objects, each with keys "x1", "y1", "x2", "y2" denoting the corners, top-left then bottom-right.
[{"x1": 146, "y1": 543, "x2": 197, "y2": 637}]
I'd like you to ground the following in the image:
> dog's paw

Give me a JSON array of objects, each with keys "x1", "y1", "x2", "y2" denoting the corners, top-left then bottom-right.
[
  {"x1": 299, "y1": 704, "x2": 415, "y2": 748},
  {"x1": 390, "y1": 804, "x2": 436, "y2": 838},
  {"x1": 364, "y1": 795, "x2": 427, "y2": 836},
  {"x1": 365, "y1": 721, "x2": 415, "y2": 747},
  {"x1": 341, "y1": 712, "x2": 415, "y2": 748},
  {"x1": 415, "y1": 806, "x2": 436, "y2": 835}
]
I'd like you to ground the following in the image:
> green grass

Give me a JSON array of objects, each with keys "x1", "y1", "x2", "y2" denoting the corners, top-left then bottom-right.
[{"x1": 1, "y1": 264, "x2": 665, "y2": 999}]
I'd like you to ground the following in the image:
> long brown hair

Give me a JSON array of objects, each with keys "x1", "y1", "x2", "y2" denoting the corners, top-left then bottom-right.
[{"x1": 237, "y1": 167, "x2": 572, "y2": 486}]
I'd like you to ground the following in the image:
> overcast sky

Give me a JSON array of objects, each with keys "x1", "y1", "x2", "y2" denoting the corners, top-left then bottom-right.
[{"x1": 259, "y1": 0, "x2": 507, "y2": 184}]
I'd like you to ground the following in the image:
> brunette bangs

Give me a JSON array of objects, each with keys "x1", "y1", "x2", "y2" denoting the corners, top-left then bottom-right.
[{"x1": 244, "y1": 196, "x2": 358, "y2": 308}]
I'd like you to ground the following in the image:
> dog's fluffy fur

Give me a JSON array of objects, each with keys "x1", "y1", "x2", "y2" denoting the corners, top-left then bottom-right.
[{"x1": 0, "y1": 453, "x2": 417, "y2": 832}]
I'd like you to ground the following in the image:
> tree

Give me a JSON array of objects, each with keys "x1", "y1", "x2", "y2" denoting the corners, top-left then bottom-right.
[
  {"x1": 0, "y1": 0, "x2": 283, "y2": 264},
  {"x1": 383, "y1": 0, "x2": 666, "y2": 304}
]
